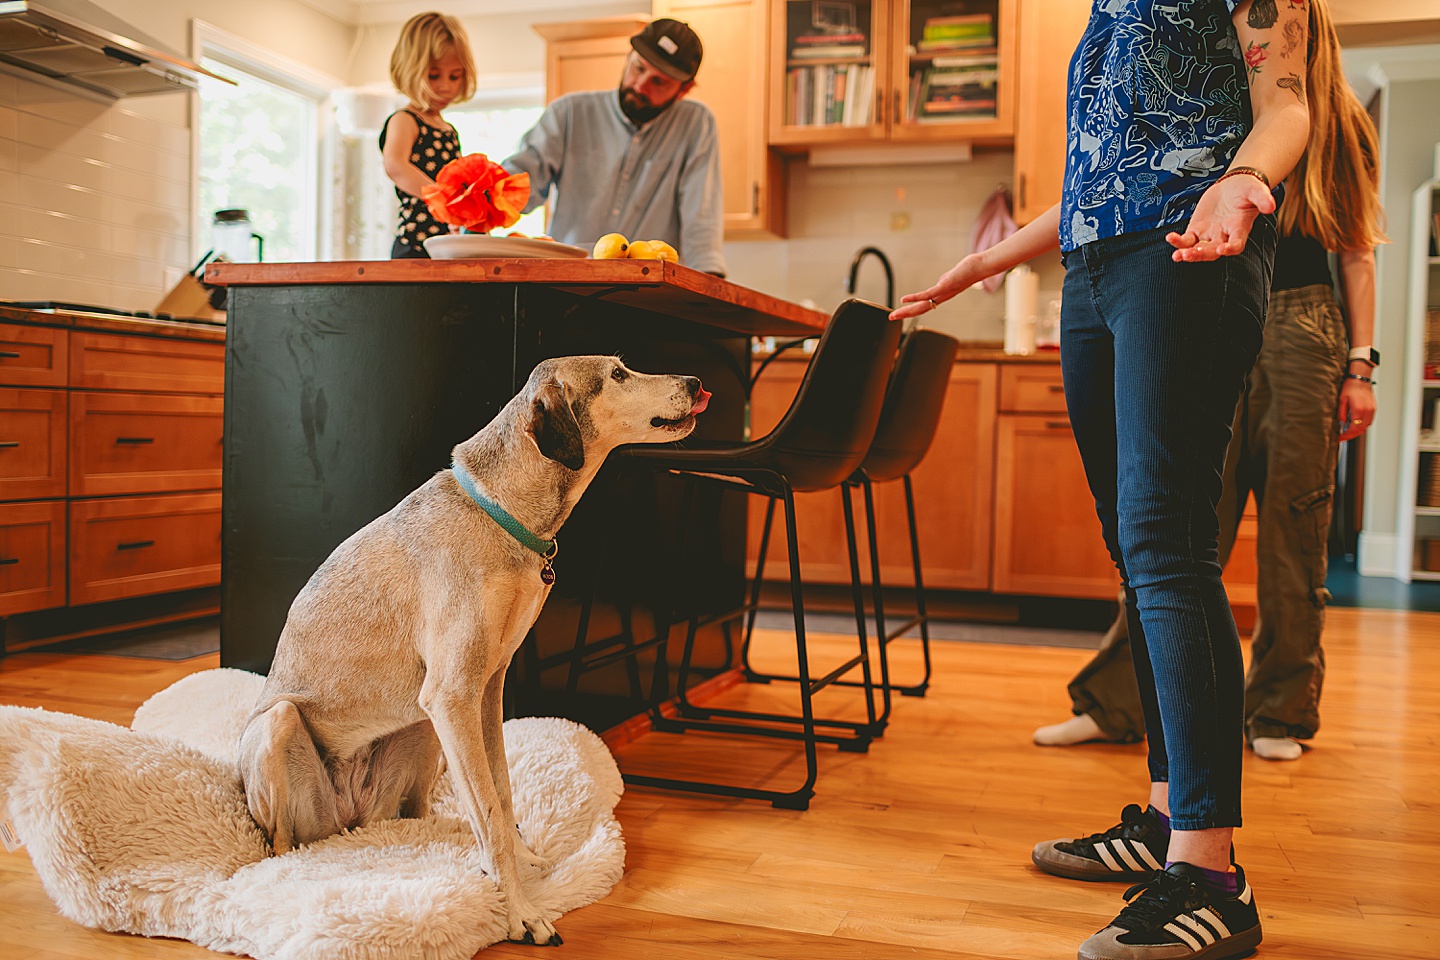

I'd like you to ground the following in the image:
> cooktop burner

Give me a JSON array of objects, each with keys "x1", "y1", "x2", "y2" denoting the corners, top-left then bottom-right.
[{"x1": 0, "y1": 300, "x2": 225, "y2": 324}]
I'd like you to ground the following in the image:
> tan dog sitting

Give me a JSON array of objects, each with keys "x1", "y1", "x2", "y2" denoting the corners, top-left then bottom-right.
[{"x1": 237, "y1": 356, "x2": 709, "y2": 945}]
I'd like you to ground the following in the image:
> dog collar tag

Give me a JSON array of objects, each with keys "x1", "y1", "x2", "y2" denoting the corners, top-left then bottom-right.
[{"x1": 541, "y1": 562, "x2": 556, "y2": 586}]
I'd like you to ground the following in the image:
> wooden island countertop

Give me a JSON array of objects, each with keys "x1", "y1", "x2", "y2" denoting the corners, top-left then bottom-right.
[{"x1": 207, "y1": 258, "x2": 829, "y2": 339}]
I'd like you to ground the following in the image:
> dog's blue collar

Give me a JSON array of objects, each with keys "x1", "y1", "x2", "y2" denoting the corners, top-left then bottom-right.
[{"x1": 451, "y1": 460, "x2": 558, "y2": 582}]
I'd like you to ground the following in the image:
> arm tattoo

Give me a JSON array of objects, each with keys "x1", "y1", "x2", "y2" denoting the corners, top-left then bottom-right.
[
  {"x1": 1280, "y1": 18, "x2": 1305, "y2": 56},
  {"x1": 1277, "y1": 73, "x2": 1306, "y2": 105},
  {"x1": 1248, "y1": 0, "x2": 1279, "y2": 29},
  {"x1": 1243, "y1": 41, "x2": 1270, "y2": 81}
]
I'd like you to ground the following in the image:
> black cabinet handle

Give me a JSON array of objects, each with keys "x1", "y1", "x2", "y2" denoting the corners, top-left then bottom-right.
[
  {"x1": 0, "y1": 557, "x2": 18, "y2": 566},
  {"x1": 116, "y1": 437, "x2": 155, "y2": 444},
  {"x1": 0, "y1": 351, "x2": 20, "y2": 359},
  {"x1": 0, "y1": 441, "x2": 18, "y2": 448},
  {"x1": 117, "y1": 540, "x2": 155, "y2": 550}
]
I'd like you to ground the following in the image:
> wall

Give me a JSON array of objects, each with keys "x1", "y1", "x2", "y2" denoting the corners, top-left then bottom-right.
[
  {"x1": 724, "y1": 151, "x2": 1064, "y2": 343},
  {"x1": 1360, "y1": 71, "x2": 1440, "y2": 577},
  {"x1": 0, "y1": 0, "x2": 351, "y2": 312},
  {"x1": 346, "y1": 3, "x2": 648, "y2": 88}
]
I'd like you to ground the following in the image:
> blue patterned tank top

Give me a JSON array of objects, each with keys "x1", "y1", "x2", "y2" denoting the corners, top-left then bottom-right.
[{"x1": 1060, "y1": 0, "x2": 1249, "y2": 251}]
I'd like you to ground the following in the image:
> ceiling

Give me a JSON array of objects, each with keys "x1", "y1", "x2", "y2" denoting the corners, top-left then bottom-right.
[{"x1": 300, "y1": 0, "x2": 635, "y2": 27}]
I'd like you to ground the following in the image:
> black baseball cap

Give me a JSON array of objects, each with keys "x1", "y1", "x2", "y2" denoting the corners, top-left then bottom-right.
[{"x1": 630, "y1": 19, "x2": 702, "y2": 82}]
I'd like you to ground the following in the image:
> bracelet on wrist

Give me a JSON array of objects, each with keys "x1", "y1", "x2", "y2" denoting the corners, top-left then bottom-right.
[
  {"x1": 1345, "y1": 372, "x2": 1376, "y2": 386},
  {"x1": 1215, "y1": 165, "x2": 1271, "y2": 189}
]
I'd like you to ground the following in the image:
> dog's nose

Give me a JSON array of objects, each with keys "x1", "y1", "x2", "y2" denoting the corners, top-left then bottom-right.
[{"x1": 683, "y1": 376, "x2": 702, "y2": 397}]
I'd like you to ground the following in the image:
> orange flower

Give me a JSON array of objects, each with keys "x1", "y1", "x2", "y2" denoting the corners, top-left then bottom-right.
[{"x1": 421, "y1": 154, "x2": 531, "y2": 233}]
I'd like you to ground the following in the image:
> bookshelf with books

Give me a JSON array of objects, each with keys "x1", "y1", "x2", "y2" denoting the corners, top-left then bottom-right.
[{"x1": 770, "y1": 0, "x2": 1015, "y2": 147}]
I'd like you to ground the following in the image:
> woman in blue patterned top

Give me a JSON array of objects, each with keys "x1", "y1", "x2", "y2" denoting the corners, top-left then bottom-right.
[{"x1": 895, "y1": 3, "x2": 1311, "y2": 959}]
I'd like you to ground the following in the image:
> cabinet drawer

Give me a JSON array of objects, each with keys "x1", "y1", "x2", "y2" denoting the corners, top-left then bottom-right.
[
  {"x1": 0, "y1": 323, "x2": 67, "y2": 387},
  {"x1": 999, "y1": 364, "x2": 1067, "y2": 413},
  {"x1": 0, "y1": 500, "x2": 67, "y2": 616},
  {"x1": 70, "y1": 392, "x2": 224, "y2": 497},
  {"x1": 69, "y1": 492, "x2": 221, "y2": 604},
  {"x1": 0, "y1": 388, "x2": 67, "y2": 500},
  {"x1": 70, "y1": 331, "x2": 224, "y2": 394}
]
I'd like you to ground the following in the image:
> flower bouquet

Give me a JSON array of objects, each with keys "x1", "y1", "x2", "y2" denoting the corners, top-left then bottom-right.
[{"x1": 422, "y1": 153, "x2": 530, "y2": 233}]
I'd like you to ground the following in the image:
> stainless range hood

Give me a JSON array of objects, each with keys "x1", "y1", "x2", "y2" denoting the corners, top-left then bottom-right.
[{"x1": 0, "y1": 0, "x2": 230, "y2": 100}]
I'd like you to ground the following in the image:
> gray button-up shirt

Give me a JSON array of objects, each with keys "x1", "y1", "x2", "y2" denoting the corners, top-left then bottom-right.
[{"x1": 501, "y1": 91, "x2": 726, "y2": 275}]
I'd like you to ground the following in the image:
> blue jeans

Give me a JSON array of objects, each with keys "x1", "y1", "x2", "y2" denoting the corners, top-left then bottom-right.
[{"x1": 1060, "y1": 218, "x2": 1277, "y2": 831}]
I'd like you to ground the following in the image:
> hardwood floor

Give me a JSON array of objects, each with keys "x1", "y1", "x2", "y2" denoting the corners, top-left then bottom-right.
[{"x1": 1, "y1": 606, "x2": 1436, "y2": 959}]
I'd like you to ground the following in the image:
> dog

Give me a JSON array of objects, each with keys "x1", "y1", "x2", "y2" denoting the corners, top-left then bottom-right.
[{"x1": 237, "y1": 356, "x2": 709, "y2": 945}]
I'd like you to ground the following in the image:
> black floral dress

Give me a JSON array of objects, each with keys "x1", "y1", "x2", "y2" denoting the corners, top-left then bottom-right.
[{"x1": 379, "y1": 110, "x2": 460, "y2": 258}]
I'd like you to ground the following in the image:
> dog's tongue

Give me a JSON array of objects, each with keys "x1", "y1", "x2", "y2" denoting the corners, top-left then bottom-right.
[{"x1": 691, "y1": 388, "x2": 710, "y2": 415}]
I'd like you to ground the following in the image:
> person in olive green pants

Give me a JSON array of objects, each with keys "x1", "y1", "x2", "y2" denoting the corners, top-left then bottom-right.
[{"x1": 1036, "y1": 277, "x2": 1376, "y2": 761}]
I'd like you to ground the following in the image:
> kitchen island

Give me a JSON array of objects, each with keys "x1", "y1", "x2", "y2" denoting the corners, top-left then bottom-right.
[{"x1": 206, "y1": 258, "x2": 826, "y2": 730}]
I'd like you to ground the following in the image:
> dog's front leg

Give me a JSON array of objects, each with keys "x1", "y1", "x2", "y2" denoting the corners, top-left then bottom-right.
[
  {"x1": 421, "y1": 671, "x2": 561, "y2": 946},
  {"x1": 482, "y1": 667, "x2": 552, "y2": 875}
]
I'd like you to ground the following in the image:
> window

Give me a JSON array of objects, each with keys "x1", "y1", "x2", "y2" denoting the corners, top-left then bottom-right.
[
  {"x1": 449, "y1": 102, "x2": 547, "y2": 237},
  {"x1": 192, "y1": 23, "x2": 337, "y2": 263}
]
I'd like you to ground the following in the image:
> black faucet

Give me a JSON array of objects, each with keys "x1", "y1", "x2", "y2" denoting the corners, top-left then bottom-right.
[{"x1": 846, "y1": 246, "x2": 894, "y2": 308}]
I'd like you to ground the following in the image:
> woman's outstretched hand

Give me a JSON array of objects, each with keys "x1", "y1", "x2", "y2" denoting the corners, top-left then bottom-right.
[
  {"x1": 1166, "y1": 174, "x2": 1276, "y2": 262},
  {"x1": 891, "y1": 253, "x2": 990, "y2": 321}
]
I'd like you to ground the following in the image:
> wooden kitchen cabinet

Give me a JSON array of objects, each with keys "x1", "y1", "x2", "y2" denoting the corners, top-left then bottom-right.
[
  {"x1": 0, "y1": 500, "x2": 66, "y2": 617},
  {"x1": 0, "y1": 310, "x2": 225, "y2": 625},
  {"x1": 0, "y1": 323, "x2": 67, "y2": 387},
  {"x1": 534, "y1": 17, "x2": 648, "y2": 105},
  {"x1": 747, "y1": 357, "x2": 996, "y2": 590},
  {"x1": 0, "y1": 387, "x2": 67, "y2": 501},
  {"x1": 769, "y1": 0, "x2": 1017, "y2": 147},
  {"x1": 657, "y1": 0, "x2": 785, "y2": 236},
  {"x1": 992, "y1": 364, "x2": 1116, "y2": 598},
  {"x1": 1012, "y1": 0, "x2": 1089, "y2": 223},
  {"x1": 69, "y1": 492, "x2": 221, "y2": 606}
]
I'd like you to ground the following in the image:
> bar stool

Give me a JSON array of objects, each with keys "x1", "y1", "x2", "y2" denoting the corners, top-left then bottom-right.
[
  {"x1": 589, "y1": 298, "x2": 902, "y2": 809},
  {"x1": 741, "y1": 328, "x2": 960, "y2": 712}
]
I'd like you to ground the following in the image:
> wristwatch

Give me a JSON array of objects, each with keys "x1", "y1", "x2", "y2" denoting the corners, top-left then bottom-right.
[{"x1": 1348, "y1": 346, "x2": 1380, "y2": 367}]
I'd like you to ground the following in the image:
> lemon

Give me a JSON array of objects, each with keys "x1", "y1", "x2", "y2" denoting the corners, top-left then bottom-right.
[
  {"x1": 627, "y1": 240, "x2": 659, "y2": 260},
  {"x1": 592, "y1": 233, "x2": 629, "y2": 259},
  {"x1": 648, "y1": 241, "x2": 679, "y2": 263}
]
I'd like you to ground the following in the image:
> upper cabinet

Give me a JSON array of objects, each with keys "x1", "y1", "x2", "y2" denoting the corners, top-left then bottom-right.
[
  {"x1": 1012, "y1": 0, "x2": 1090, "y2": 223},
  {"x1": 656, "y1": 0, "x2": 785, "y2": 236},
  {"x1": 534, "y1": 18, "x2": 649, "y2": 104},
  {"x1": 769, "y1": 0, "x2": 1017, "y2": 147}
]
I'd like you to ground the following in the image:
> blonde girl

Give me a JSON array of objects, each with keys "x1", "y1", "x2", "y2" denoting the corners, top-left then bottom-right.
[{"x1": 380, "y1": 12, "x2": 477, "y2": 258}]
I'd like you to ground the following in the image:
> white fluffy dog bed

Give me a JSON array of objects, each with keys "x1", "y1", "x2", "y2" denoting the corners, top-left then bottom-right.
[{"x1": 0, "y1": 668, "x2": 625, "y2": 959}]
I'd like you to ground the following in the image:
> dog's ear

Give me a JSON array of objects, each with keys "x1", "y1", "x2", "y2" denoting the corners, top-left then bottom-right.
[{"x1": 529, "y1": 379, "x2": 585, "y2": 471}]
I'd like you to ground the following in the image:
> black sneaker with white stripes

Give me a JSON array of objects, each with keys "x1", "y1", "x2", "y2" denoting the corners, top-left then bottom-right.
[
  {"x1": 1078, "y1": 861, "x2": 1263, "y2": 960},
  {"x1": 1032, "y1": 803, "x2": 1168, "y2": 882}
]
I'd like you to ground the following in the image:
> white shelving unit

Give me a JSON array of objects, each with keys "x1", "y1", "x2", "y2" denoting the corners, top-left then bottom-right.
[{"x1": 1398, "y1": 178, "x2": 1440, "y2": 582}]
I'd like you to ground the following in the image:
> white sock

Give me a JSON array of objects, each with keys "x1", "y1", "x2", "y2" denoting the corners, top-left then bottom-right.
[
  {"x1": 1252, "y1": 736, "x2": 1303, "y2": 761},
  {"x1": 1033, "y1": 713, "x2": 1112, "y2": 746}
]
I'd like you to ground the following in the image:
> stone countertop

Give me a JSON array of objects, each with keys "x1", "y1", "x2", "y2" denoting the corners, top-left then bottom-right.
[{"x1": 0, "y1": 305, "x2": 226, "y2": 343}]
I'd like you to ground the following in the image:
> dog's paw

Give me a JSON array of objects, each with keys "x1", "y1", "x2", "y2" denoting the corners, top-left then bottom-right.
[{"x1": 508, "y1": 912, "x2": 561, "y2": 947}]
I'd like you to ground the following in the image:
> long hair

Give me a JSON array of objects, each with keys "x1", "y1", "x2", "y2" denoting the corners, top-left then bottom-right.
[
  {"x1": 389, "y1": 12, "x2": 478, "y2": 110},
  {"x1": 1278, "y1": 0, "x2": 1386, "y2": 251}
]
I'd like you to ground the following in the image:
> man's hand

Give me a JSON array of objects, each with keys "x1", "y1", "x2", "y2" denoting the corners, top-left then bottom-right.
[{"x1": 1165, "y1": 173, "x2": 1276, "y2": 262}]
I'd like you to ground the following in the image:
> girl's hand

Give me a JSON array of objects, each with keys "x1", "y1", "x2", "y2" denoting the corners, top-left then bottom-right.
[
  {"x1": 891, "y1": 253, "x2": 991, "y2": 321},
  {"x1": 1165, "y1": 174, "x2": 1277, "y2": 262},
  {"x1": 1336, "y1": 375, "x2": 1377, "y2": 443}
]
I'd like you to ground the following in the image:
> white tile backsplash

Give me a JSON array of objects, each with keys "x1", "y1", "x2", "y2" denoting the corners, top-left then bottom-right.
[
  {"x1": 0, "y1": 73, "x2": 190, "y2": 310},
  {"x1": 724, "y1": 150, "x2": 1065, "y2": 343}
]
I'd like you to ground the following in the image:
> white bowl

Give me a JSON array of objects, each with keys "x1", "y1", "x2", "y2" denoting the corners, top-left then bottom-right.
[{"x1": 423, "y1": 233, "x2": 589, "y2": 260}]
